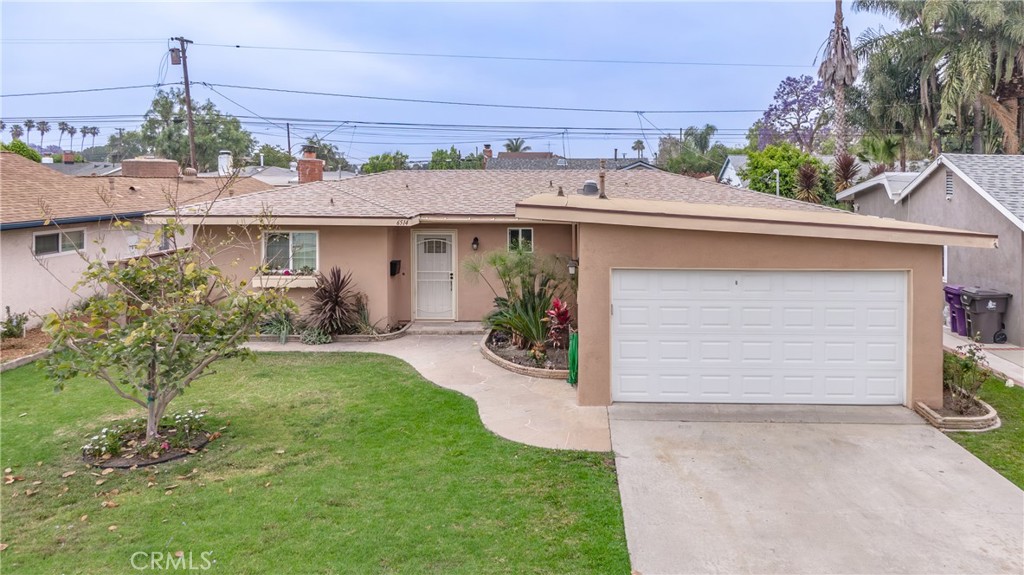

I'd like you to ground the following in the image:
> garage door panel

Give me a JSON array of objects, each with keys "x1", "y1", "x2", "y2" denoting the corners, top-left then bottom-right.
[{"x1": 611, "y1": 270, "x2": 906, "y2": 405}]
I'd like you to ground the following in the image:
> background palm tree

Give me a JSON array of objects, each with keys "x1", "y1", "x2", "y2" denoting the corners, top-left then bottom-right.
[
  {"x1": 10, "y1": 125, "x2": 24, "y2": 140},
  {"x1": 683, "y1": 124, "x2": 717, "y2": 155},
  {"x1": 818, "y1": 0, "x2": 858, "y2": 157},
  {"x1": 503, "y1": 138, "x2": 531, "y2": 152},
  {"x1": 87, "y1": 127, "x2": 100, "y2": 149},
  {"x1": 79, "y1": 126, "x2": 88, "y2": 152},
  {"x1": 632, "y1": 139, "x2": 645, "y2": 159},
  {"x1": 66, "y1": 126, "x2": 77, "y2": 151},
  {"x1": 36, "y1": 121, "x2": 50, "y2": 149},
  {"x1": 22, "y1": 119, "x2": 35, "y2": 143},
  {"x1": 57, "y1": 121, "x2": 70, "y2": 150},
  {"x1": 0, "y1": 121, "x2": 5, "y2": 142}
]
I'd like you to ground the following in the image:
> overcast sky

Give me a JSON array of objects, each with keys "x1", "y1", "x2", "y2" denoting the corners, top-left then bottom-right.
[{"x1": 1, "y1": 1, "x2": 896, "y2": 164}]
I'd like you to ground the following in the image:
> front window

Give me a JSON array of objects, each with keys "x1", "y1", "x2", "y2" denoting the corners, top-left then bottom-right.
[
  {"x1": 264, "y1": 231, "x2": 317, "y2": 273},
  {"x1": 33, "y1": 229, "x2": 85, "y2": 256},
  {"x1": 508, "y1": 227, "x2": 533, "y2": 252}
]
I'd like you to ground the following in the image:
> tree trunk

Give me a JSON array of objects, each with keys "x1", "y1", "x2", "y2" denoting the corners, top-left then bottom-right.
[
  {"x1": 834, "y1": 87, "x2": 848, "y2": 158},
  {"x1": 972, "y1": 97, "x2": 984, "y2": 153},
  {"x1": 899, "y1": 134, "x2": 907, "y2": 172}
]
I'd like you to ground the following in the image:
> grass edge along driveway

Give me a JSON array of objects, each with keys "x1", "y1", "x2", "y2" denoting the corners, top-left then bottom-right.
[{"x1": 0, "y1": 352, "x2": 630, "y2": 574}]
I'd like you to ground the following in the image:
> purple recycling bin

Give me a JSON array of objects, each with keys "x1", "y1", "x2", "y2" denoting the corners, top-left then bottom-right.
[{"x1": 943, "y1": 284, "x2": 967, "y2": 336}]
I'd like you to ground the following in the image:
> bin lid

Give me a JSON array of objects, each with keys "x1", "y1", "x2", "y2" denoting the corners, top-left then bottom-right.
[
  {"x1": 961, "y1": 287, "x2": 1012, "y2": 299},
  {"x1": 943, "y1": 284, "x2": 964, "y2": 294}
]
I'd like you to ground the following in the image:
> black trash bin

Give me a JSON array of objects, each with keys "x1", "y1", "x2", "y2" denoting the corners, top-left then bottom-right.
[{"x1": 960, "y1": 287, "x2": 1013, "y2": 343}]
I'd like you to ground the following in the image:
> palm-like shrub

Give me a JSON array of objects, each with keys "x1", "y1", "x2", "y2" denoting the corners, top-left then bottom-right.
[
  {"x1": 794, "y1": 163, "x2": 821, "y2": 203},
  {"x1": 546, "y1": 298, "x2": 573, "y2": 349},
  {"x1": 832, "y1": 153, "x2": 861, "y2": 192},
  {"x1": 307, "y1": 267, "x2": 360, "y2": 335}
]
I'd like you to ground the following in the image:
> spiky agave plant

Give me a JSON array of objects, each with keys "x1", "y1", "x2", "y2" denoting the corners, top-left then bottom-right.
[
  {"x1": 307, "y1": 267, "x2": 360, "y2": 335},
  {"x1": 794, "y1": 163, "x2": 821, "y2": 204}
]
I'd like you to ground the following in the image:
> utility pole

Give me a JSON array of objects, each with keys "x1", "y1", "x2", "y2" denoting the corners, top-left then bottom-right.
[
  {"x1": 286, "y1": 123, "x2": 291, "y2": 157},
  {"x1": 170, "y1": 37, "x2": 198, "y2": 171},
  {"x1": 116, "y1": 128, "x2": 125, "y2": 162}
]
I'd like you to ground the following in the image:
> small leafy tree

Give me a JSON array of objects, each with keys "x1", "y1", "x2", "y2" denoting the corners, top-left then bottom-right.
[
  {"x1": 252, "y1": 143, "x2": 293, "y2": 168},
  {"x1": 361, "y1": 151, "x2": 408, "y2": 174},
  {"x1": 44, "y1": 204, "x2": 295, "y2": 445},
  {"x1": 428, "y1": 146, "x2": 484, "y2": 170},
  {"x1": 1, "y1": 140, "x2": 42, "y2": 162},
  {"x1": 757, "y1": 75, "x2": 833, "y2": 152}
]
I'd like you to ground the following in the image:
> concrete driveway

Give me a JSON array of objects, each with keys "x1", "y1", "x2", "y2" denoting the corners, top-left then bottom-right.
[{"x1": 610, "y1": 405, "x2": 1024, "y2": 575}]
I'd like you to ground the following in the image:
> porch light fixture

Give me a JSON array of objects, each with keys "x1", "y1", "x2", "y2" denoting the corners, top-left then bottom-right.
[
  {"x1": 471, "y1": 237, "x2": 479, "y2": 251},
  {"x1": 567, "y1": 259, "x2": 578, "y2": 277}
]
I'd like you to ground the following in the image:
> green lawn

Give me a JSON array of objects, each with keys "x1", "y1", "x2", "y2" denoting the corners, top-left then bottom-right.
[
  {"x1": 0, "y1": 353, "x2": 630, "y2": 574},
  {"x1": 948, "y1": 375, "x2": 1024, "y2": 490}
]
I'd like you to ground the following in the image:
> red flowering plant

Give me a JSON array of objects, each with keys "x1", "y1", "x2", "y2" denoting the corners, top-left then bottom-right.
[{"x1": 546, "y1": 298, "x2": 573, "y2": 349}]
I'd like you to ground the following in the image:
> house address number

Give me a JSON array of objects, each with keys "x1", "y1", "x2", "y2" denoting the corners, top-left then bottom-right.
[{"x1": 396, "y1": 219, "x2": 411, "y2": 226}]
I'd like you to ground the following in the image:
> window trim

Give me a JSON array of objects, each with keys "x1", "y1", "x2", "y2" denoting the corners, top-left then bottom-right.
[
  {"x1": 261, "y1": 230, "x2": 319, "y2": 274},
  {"x1": 507, "y1": 227, "x2": 534, "y2": 252},
  {"x1": 32, "y1": 228, "x2": 86, "y2": 257}
]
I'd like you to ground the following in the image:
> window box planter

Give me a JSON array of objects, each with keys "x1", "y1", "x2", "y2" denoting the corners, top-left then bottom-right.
[{"x1": 251, "y1": 275, "x2": 318, "y2": 289}]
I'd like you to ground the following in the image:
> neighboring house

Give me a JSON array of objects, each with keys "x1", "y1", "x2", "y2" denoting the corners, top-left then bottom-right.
[
  {"x1": 485, "y1": 151, "x2": 659, "y2": 171},
  {"x1": 157, "y1": 158, "x2": 993, "y2": 410},
  {"x1": 42, "y1": 161, "x2": 122, "y2": 177},
  {"x1": 835, "y1": 172, "x2": 919, "y2": 215},
  {"x1": 716, "y1": 154, "x2": 748, "y2": 187},
  {"x1": 199, "y1": 166, "x2": 356, "y2": 187},
  {"x1": 0, "y1": 152, "x2": 272, "y2": 326},
  {"x1": 837, "y1": 154, "x2": 1023, "y2": 345}
]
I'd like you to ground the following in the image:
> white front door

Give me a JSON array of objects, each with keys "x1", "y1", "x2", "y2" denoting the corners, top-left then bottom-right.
[
  {"x1": 415, "y1": 233, "x2": 455, "y2": 320},
  {"x1": 611, "y1": 270, "x2": 907, "y2": 404}
]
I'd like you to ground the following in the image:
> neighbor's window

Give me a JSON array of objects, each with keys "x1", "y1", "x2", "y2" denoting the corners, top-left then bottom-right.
[
  {"x1": 508, "y1": 227, "x2": 534, "y2": 252},
  {"x1": 264, "y1": 231, "x2": 317, "y2": 272},
  {"x1": 33, "y1": 229, "x2": 85, "y2": 256}
]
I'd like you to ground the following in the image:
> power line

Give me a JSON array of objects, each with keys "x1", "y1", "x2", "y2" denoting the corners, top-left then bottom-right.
[
  {"x1": 1, "y1": 83, "x2": 180, "y2": 98},
  {"x1": 194, "y1": 42, "x2": 812, "y2": 69},
  {"x1": 200, "y1": 82, "x2": 765, "y2": 115}
]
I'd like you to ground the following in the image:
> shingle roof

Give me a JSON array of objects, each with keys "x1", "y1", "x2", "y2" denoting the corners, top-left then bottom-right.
[
  {"x1": 172, "y1": 168, "x2": 842, "y2": 220},
  {"x1": 942, "y1": 154, "x2": 1023, "y2": 222},
  {"x1": 836, "y1": 171, "x2": 919, "y2": 202},
  {"x1": 485, "y1": 157, "x2": 657, "y2": 170},
  {"x1": 43, "y1": 161, "x2": 122, "y2": 177},
  {"x1": 0, "y1": 151, "x2": 273, "y2": 227}
]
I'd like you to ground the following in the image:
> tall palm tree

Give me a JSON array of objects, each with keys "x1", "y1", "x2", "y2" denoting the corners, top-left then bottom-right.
[
  {"x1": 683, "y1": 124, "x2": 717, "y2": 155},
  {"x1": 10, "y1": 125, "x2": 24, "y2": 141},
  {"x1": 57, "y1": 121, "x2": 70, "y2": 150},
  {"x1": 22, "y1": 119, "x2": 35, "y2": 143},
  {"x1": 0, "y1": 121, "x2": 5, "y2": 143},
  {"x1": 632, "y1": 139, "x2": 645, "y2": 159},
  {"x1": 79, "y1": 126, "x2": 88, "y2": 152},
  {"x1": 503, "y1": 137, "x2": 531, "y2": 152},
  {"x1": 87, "y1": 127, "x2": 100, "y2": 149},
  {"x1": 818, "y1": 0, "x2": 858, "y2": 157},
  {"x1": 36, "y1": 121, "x2": 50, "y2": 149},
  {"x1": 66, "y1": 126, "x2": 77, "y2": 151}
]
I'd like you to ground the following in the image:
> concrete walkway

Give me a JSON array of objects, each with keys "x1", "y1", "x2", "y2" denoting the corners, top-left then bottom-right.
[
  {"x1": 943, "y1": 327, "x2": 1024, "y2": 386},
  {"x1": 610, "y1": 405, "x2": 1024, "y2": 575},
  {"x1": 246, "y1": 335, "x2": 611, "y2": 451}
]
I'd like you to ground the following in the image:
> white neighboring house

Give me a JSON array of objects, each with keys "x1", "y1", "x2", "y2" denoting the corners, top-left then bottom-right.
[
  {"x1": 716, "y1": 155, "x2": 749, "y2": 187},
  {"x1": 0, "y1": 153, "x2": 271, "y2": 327}
]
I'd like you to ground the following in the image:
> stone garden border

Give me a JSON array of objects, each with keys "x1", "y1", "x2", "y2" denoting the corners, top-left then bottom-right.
[
  {"x1": 915, "y1": 399, "x2": 1001, "y2": 433},
  {"x1": 479, "y1": 332, "x2": 570, "y2": 380},
  {"x1": 250, "y1": 321, "x2": 411, "y2": 344}
]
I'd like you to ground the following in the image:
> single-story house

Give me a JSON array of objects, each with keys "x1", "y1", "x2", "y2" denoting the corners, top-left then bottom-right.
[
  {"x1": 837, "y1": 154, "x2": 1023, "y2": 345},
  {"x1": 0, "y1": 152, "x2": 272, "y2": 325},
  {"x1": 160, "y1": 158, "x2": 995, "y2": 410}
]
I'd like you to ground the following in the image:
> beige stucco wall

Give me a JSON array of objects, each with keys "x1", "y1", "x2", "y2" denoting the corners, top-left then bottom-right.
[
  {"x1": 199, "y1": 222, "x2": 572, "y2": 326},
  {"x1": 575, "y1": 224, "x2": 944, "y2": 408},
  {"x1": 1, "y1": 220, "x2": 191, "y2": 327}
]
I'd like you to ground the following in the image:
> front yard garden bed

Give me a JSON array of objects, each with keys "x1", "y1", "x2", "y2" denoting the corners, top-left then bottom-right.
[
  {"x1": 482, "y1": 330, "x2": 570, "y2": 379},
  {"x1": 0, "y1": 353, "x2": 627, "y2": 573}
]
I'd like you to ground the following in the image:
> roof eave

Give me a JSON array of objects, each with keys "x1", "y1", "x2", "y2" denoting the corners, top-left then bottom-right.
[{"x1": 515, "y1": 199, "x2": 997, "y2": 249}]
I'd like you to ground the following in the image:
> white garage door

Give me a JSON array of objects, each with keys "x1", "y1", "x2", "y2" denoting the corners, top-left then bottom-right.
[{"x1": 611, "y1": 270, "x2": 906, "y2": 404}]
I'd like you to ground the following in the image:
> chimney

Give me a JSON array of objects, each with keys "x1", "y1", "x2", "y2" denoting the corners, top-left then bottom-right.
[
  {"x1": 598, "y1": 160, "x2": 607, "y2": 199},
  {"x1": 121, "y1": 157, "x2": 180, "y2": 178},
  {"x1": 63, "y1": 151, "x2": 76, "y2": 164},
  {"x1": 297, "y1": 145, "x2": 324, "y2": 184},
  {"x1": 614, "y1": 148, "x2": 618, "y2": 160},
  {"x1": 217, "y1": 150, "x2": 233, "y2": 176},
  {"x1": 482, "y1": 144, "x2": 492, "y2": 169}
]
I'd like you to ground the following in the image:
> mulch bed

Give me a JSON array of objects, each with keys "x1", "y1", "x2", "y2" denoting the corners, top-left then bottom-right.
[
  {"x1": 933, "y1": 387, "x2": 989, "y2": 418},
  {"x1": 487, "y1": 331, "x2": 569, "y2": 371},
  {"x1": 85, "y1": 431, "x2": 213, "y2": 469},
  {"x1": 0, "y1": 328, "x2": 52, "y2": 362}
]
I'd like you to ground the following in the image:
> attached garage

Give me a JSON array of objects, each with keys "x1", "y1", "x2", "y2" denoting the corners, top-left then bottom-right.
[
  {"x1": 516, "y1": 193, "x2": 998, "y2": 409},
  {"x1": 611, "y1": 269, "x2": 906, "y2": 404}
]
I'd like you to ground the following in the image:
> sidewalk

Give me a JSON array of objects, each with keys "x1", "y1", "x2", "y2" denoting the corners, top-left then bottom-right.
[{"x1": 942, "y1": 327, "x2": 1024, "y2": 386}]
